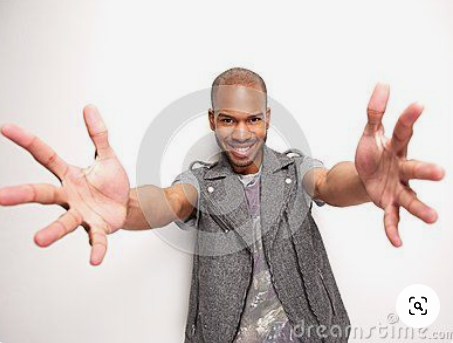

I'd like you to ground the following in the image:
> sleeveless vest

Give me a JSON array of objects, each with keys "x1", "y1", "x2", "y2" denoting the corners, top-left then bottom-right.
[{"x1": 183, "y1": 145, "x2": 351, "y2": 343}]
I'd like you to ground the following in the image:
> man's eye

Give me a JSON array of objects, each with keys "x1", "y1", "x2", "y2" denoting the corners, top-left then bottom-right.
[
  {"x1": 249, "y1": 117, "x2": 261, "y2": 123},
  {"x1": 221, "y1": 118, "x2": 233, "y2": 124}
]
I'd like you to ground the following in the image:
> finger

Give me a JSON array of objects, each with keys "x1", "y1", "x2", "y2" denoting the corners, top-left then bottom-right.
[
  {"x1": 396, "y1": 186, "x2": 438, "y2": 223},
  {"x1": 0, "y1": 123, "x2": 69, "y2": 181},
  {"x1": 384, "y1": 203, "x2": 402, "y2": 247},
  {"x1": 88, "y1": 226, "x2": 108, "y2": 266},
  {"x1": 390, "y1": 102, "x2": 424, "y2": 157},
  {"x1": 400, "y1": 159, "x2": 446, "y2": 182},
  {"x1": 34, "y1": 208, "x2": 82, "y2": 247},
  {"x1": 365, "y1": 82, "x2": 390, "y2": 134},
  {"x1": 83, "y1": 105, "x2": 115, "y2": 159},
  {"x1": 0, "y1": 183, "x2": 66, "y2": 206}
]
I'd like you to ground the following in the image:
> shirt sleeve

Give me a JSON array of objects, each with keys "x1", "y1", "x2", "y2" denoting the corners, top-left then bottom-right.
[
  {"x1": 171, "y1": 169, "x2": 201, "y2": 231},
  {"x1": 300, "y1": 155, "x2": 326, "y2": 207}
]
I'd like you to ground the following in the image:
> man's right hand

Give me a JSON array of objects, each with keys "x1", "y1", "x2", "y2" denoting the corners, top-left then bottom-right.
[{"x1": 0, "y1": 105, "x2": 130, "y2": 266}]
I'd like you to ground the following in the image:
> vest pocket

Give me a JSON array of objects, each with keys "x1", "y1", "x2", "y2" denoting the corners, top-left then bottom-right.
[
  {"x1": 203, "y1": 195, "x2": 233, "y2": 234},
  {"x1": 318, "y1": 267, "x2": 336, "y2": 317},
  {"x1": 208, "y1": 212, "x2": 231, "y2": 233}
]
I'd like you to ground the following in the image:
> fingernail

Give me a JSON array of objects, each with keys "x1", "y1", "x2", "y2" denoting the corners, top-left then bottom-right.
[
  {"x1": 0, "y1": 123, "x2": 9, "y2": 133},
  {"x1": 437, "y1": 166, "x2": 446, "y2": 180},
  {"x1": 414, "y1": 101, "x2": 425, "y2": 110},
  {"x1": 430, "y1": 210, "x2": 438, "y2": 223},
  {"x1": 377, "y1": 81, "x2": 390, "y2": 89}
]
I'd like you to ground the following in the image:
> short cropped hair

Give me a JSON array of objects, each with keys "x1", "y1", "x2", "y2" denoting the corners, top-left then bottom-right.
[{"x1": 211, "y1": 67, "x2": 267, "y2": 108}]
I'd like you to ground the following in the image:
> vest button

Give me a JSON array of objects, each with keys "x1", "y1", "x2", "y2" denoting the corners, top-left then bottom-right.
[
  {"x1": 207, "y1": 186, "x2": 214, "y2": 193},
  {"x1": 285, "y1": 178, "x2": 292, "y2": 184}
]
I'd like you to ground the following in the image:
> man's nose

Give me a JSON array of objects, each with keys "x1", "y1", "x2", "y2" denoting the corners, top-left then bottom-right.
[{"x1": 231, "y1": 123, "x2": 252, "y2": 142}]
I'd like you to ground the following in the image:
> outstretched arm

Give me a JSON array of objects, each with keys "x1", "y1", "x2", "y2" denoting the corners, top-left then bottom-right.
[
  {"x1": 304, "y1": 162, "x2": 371, "y2": 207},
  {"x1": 123, "y1": 183, "x2": 197, "y2": 230}
]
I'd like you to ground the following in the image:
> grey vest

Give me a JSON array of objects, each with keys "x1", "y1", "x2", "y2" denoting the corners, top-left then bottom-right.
[{"x1": 184, "y1": 145, "x2": 351, "y2": 343}]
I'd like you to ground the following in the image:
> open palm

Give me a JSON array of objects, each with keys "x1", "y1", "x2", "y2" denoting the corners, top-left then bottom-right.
[
  {"x1": 355, "y1": 83, "x2": 445, "y2": 247},
  {"x1": 0, "y1": 105, "x2": 130, "y2": 265}
]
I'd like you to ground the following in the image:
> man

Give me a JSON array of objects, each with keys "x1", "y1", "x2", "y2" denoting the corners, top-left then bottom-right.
[{"x1": 0, "y1": 68, "x2": 445, "y2": 342}]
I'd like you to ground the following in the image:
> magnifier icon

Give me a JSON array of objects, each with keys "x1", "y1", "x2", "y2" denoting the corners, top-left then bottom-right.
[
  {"x1": 414, "y1": 302, "x2": 423, "y2": 311},
  {"x1": 409, "y1": 296, "x2": 428, "y2": 315}
]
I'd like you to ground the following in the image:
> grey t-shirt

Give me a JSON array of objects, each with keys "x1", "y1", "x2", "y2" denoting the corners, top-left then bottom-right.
[
  {"x1": 233, "y1": 169, "x2": 299, "y2": 342},
  {"x1": 172, "y1": 155, "x2": 325, "y2": 341}
]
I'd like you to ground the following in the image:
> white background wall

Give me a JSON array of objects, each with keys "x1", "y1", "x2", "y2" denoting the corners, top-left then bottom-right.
[{"x1": 0, "y1": 0, "x2": 452, "y2": 342}]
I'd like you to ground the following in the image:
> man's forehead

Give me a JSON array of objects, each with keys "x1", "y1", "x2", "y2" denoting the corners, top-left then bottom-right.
[{"x1": 212, "y1": 85, "x2": 266, "y2": 113}]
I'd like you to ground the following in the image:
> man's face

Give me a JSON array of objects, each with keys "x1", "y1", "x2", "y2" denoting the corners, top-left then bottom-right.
[{"x1": 209, "y1": 85, "x2": 270, "y2": 174}]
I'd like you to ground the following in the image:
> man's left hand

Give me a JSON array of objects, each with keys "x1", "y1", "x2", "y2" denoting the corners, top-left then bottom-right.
[{"x1": 355, "y1": 83, "x2": 445, "y2": 247}]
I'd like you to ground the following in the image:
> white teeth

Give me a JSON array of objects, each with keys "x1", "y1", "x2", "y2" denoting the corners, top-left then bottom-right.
[
  {"x1": 238, "y1": 147, "x2": 249, "y2": 152},
  {"x1": 232, "y1": 146, "x2": 251, "y2": 154}
]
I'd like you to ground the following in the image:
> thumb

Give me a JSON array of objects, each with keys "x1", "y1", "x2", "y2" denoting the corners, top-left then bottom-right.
[
  {"x1": 365, "y1": 82, "x2": 390, "y2": 134},
  {"x1": 83, "y1": 104, "x2": 115, "y2": 159}
]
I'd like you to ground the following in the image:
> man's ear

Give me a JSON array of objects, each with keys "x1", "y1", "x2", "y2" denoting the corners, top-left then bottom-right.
[
  {"x1": 208, "y1": 108, "x2": 215, "y2": 131},
  {"x1": 265, "y1": 107, "x2": 271, "y2": 129}
]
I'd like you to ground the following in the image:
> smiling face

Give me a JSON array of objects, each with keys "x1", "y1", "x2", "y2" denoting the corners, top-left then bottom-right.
[{"x1": 209, "y1": 85, "x2": 271, "y2": 174}]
